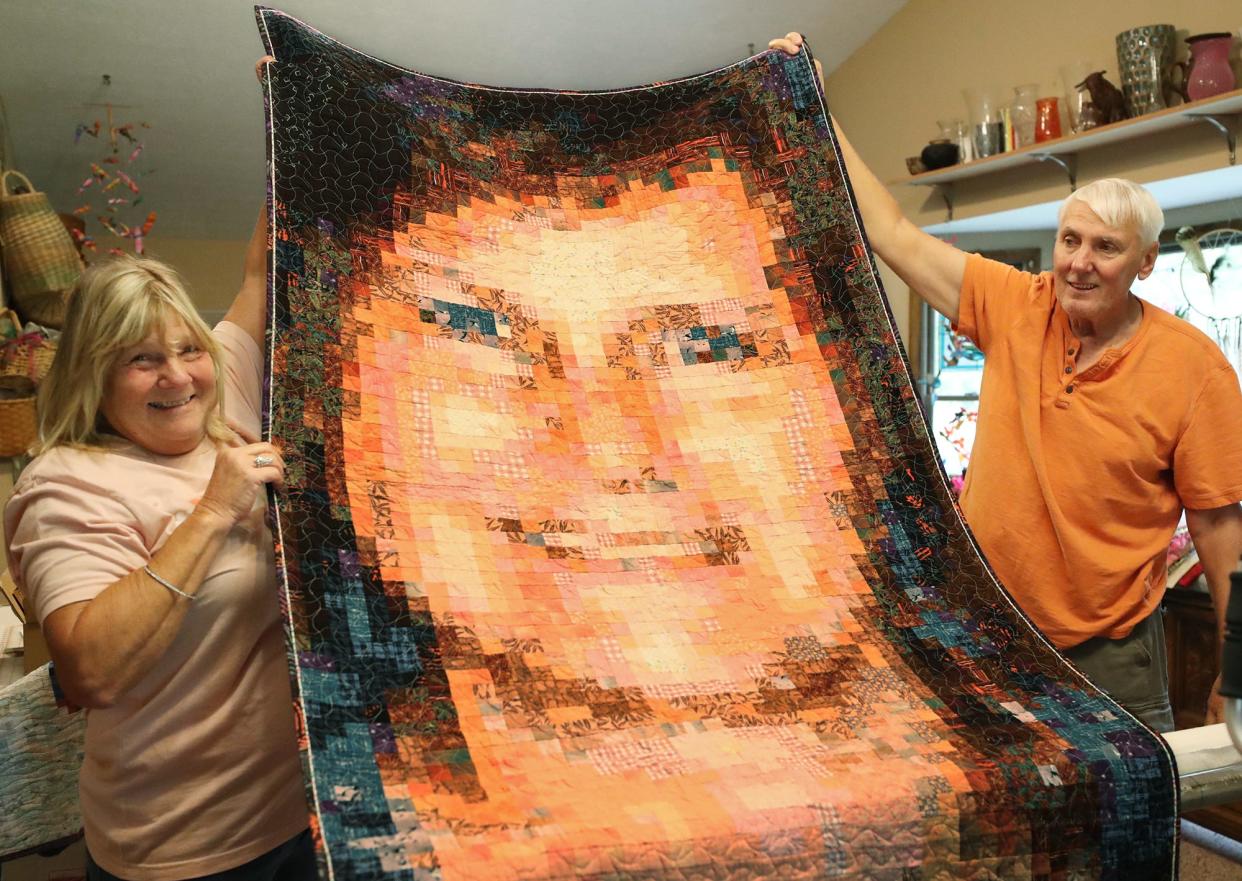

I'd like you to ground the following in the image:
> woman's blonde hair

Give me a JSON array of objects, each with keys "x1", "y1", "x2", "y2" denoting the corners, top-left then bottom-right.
[{"x1": 36, "y1": 256, "x2": 230, "y2": 453}]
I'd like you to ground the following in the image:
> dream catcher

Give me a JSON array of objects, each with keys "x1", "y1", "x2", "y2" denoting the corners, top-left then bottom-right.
[{"x1": 1176, "y1": 225, "x2": 1242, "y2": 371}]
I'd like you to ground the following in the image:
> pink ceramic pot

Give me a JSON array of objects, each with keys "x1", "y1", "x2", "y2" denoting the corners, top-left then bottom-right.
[{"x1": 1177, "y1": 32, "x2": 1236, "y2": 102}]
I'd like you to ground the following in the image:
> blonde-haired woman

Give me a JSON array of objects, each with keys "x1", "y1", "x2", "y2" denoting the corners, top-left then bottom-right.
[{"x1": 3, "y1": 211, "x2": 313, "y2": 880}]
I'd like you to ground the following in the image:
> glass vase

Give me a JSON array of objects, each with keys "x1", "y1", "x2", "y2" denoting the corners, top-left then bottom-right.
[
  {"x1": 1060, "y1": 61, "x2": 1101, "y2": 132},
  {"x1": 1034, "y1": 97, "x2": 1062, "y2": 142},
  {"x1": 1010, "y1": 84, "x2": 1038, "y2": 149},
  {"x1": 963, "y1": 88, "x2": 1003, "y2": 158},
  {"x1": 937, "y1": 118, "x2": 972, "y2": 162}
]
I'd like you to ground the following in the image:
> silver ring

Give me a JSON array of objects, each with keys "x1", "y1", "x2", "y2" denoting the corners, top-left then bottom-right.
[{"x1": 253, "y1": 454, "x2": 274, "y2": 469}]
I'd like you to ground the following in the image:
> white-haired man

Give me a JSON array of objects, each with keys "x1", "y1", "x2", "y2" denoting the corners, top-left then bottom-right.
[{"x1": 773, "y1": 34, "x2": 1242, "y2": 732}]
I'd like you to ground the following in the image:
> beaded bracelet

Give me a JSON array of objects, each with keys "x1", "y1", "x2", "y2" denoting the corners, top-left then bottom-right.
[{"x1": 143, "y1": 565, "x2": 195, "y2": 601}]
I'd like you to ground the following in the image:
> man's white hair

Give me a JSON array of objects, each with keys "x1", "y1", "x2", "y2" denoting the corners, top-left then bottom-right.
[{"x1": 1058, "y1": 178, "x2": 1164, "y2": 247}]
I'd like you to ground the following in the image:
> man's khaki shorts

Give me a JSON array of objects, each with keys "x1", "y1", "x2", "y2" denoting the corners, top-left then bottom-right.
[{"x1": 1063, "y1": 609, "x2": 1175, "y2": 733}]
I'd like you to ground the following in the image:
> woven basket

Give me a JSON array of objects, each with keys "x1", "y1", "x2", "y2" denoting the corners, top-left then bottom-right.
[
  {"x1": 0, "y1": 170, "x2": 81, "y2": 329},
  {"x1": 0, "y1": 308, "x2": 56, "y2": 383},
  {"x1": 0, "y1": 375, "x2": 37, "y2": 457},
  {"x1": 0, "y1": 334, "x2": 56, "y2": 383}
]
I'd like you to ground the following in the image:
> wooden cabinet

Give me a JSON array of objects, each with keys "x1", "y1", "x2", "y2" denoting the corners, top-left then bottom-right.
[{"x1": 1164, "y1": 586, "x2": 1242, "y2": 839}]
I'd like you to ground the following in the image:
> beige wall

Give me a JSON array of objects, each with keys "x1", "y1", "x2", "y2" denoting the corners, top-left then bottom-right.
[
  {"x1": 142, "y1": 236, "x2": 249, "y2": 321},
  {"x1": 823, "y1": 0, "x2": 1242, "y2": 343}
]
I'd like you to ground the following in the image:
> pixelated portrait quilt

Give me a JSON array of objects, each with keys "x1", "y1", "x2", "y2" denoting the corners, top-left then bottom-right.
[{"x1": 258, "y1": 9, "x2": 1177, "y2": 880}]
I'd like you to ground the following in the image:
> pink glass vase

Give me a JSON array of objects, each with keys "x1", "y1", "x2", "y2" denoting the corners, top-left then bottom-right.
[{"x1": 1178, "y1": 33, "x2": 1236, "y2": 102}]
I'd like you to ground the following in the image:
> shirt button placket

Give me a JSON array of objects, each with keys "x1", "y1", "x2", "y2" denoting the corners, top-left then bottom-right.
[{"x1": 1059, "y1": 344, "x2": 1078, "y2": 405}]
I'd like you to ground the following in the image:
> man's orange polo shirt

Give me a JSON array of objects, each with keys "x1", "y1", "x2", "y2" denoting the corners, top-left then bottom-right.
[{"x1": 955, "y1": 253, "x2": 1242, "y2": 648}]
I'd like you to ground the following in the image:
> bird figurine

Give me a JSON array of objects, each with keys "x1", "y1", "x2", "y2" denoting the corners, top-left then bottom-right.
[{"x1": 1076, "y1": 72, "x2": 1128, "y2": 124}]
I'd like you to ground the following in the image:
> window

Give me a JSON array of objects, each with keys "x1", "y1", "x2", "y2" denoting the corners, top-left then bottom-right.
[
  {"x1": 1132, "y1": 229, "x2": 1242, "y2": 375},
  {"x1": 919, "y1": 248, "x2": 1038, "y2": 484}
]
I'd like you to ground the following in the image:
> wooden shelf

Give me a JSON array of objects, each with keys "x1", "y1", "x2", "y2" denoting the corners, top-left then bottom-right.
[{"x1": 900, "y1": 88, "x2": 1242, "y2": 189}]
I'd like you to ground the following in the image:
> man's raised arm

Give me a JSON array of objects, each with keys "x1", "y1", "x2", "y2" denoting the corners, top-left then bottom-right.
[{"x1": 770, "y1": 33, "x2": 967, "y2": 324}]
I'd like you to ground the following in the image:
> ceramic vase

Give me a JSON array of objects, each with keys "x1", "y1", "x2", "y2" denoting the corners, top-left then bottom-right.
[{"x1": 1177, "y1": 33, "x2": 1237, "y2": 102}]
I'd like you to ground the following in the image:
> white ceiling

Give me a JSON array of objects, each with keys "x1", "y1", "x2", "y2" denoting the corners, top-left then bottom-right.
[{"x1": 0, "y1": 0, "x2": 907, "y2": 241}]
